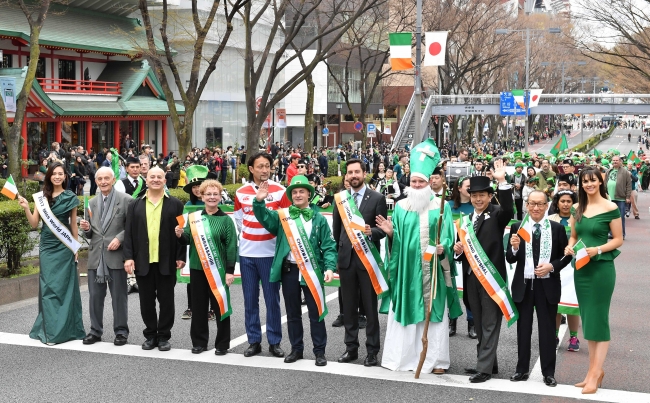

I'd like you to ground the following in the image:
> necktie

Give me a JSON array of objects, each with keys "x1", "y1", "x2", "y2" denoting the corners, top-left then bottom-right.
[
  {"x1": 353, "y1": 192, "x2": 360, "y2": 207},
  {"x1": 533, "y1": 223, "x2": 541, "y2": 240},
  {"x1": 473, "y1": 213, "x2": 482, "y2": 232},
  {"x1": 289, "y1": 205, "x2": 314, "y2": 221}
]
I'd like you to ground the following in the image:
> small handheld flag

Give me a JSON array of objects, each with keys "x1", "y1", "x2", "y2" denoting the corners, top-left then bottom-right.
[
  {"x1": 1, "y1": 175, "x2": 18, "y2": 200},
  {"x1": 176, "y1": 213, "x2": 188, "y2": 228},
  {"x1": 550, "y1": 134, "x2": 568, "y2": 157},
  {"x1": 573, "y1": 239, "x2": 590, "y2": 270},
  {"x1": 84, "y1": 196, "x2": 92, "y2": 220},
  {"x1": 516, "y1": 213, "x2": 532, "y2": 243}
]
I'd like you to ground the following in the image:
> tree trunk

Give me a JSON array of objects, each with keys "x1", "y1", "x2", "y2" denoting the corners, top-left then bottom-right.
[{"x1": 303, "y1": 74, "x2": 315, "y2": 152}]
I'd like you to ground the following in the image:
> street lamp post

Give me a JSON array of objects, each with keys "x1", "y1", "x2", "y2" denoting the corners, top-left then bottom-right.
[
  {"x1": 496, "y1": 26, "x2": 561, "y2": 152},
  {"x1": 336, "y1": 103, "x2": 343, "y2": 148},
  {"x1": 379, "y1": 108, "x2": 384, "y2": 144}
]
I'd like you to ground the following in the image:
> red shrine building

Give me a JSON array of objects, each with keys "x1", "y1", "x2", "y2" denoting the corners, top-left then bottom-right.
[{"x1": 0, "y1": 2, "x2": 184, "y2": 168}]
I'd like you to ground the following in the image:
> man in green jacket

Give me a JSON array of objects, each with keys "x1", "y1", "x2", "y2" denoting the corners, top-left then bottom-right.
[{"x1": 253, "y1": 175, "x2": 337, "y2": 366}]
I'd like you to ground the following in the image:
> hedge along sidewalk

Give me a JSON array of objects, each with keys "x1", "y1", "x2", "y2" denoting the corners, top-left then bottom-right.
[
  {"x1": 569, "y1": 125, "x2": 616, "y2": 154},
  {"x1": 0, "y1": 199, "x2": 39, "y2": 277}
]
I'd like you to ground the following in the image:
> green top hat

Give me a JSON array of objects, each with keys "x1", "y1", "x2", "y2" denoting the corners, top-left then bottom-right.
[
  {"x1": 183, "y1": 165, "x2": 209, "y2": 193},
  {"x1": 286, "y1": 175, "x2": 315, "y2": 203},
  {"x1": 409, "y1": 138, "x2": 441, "y2": 180},
  {"x1": 515, "y1": 162, "x2": 525, "y2": 169},
  {"x1": 513, "y1": 151, "x2": 522, "y2": 160},
  {"x1": 485, "y1": 154, "x2": 493, "y2": 162},
  {"x1": 524, "y1": 152, "x2": 531, "y2": 159}
]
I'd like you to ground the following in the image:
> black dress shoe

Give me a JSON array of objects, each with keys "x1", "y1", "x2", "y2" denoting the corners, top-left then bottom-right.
[
  {"x1": 284, "y1": 350, "x2": 303, "y2": 363},
  {"x1": 449, "y1": 318, "x2": 457, "y2": 336},
  {"x1": 192, "y1": 346, "x2": 206, "y2": 354},
  {"x1": 469, "y1": 372, "x2": 492, "y2": 383},
  {"x1": 269, "y1": 344, "x2": 285, "y2": 358},
  {"x1": 510, "y1": 372, "x2": 530, "y2": 382},
  {"x1": 142, "y1": 338, "x2": 158, "y2": 350},
  {"x1": 215, "y1": 348, "x2": 228, "y2": 356},
  {"x1": 468, "y1": 324, "x2": 477, "y2": 339},
  {"x1": 113, "y1": 335, "x2": 127, "y2": 346},
  {"x1": 465, "y1": 367, "x2": 498, "y2": 375},
  {"x1": 315, "y1": 353, "x2": 327, "y2": 366},
  {"x1": 364, "y1": 353, "x2": 378, "y2": 367},
  {"x1": 244, "y1": 343, "x2": 261, "y2": 357},
  {"x1": 83, "y1": 334, "x2": 101, "y2": 345},
  {"x1": 337, "y1": 350, "x2": 358, "y2": 363},
  {"x1": 332, "y1": 315, "x2": 344, "y2": 327},
  {"x1": 544, "y1": 376, "x2": 557, "y2": 387},
  {"x1": 158, "y1": 339, "x2": 171, "y2": 351},
  {"x1": 358, "y1": 315, "x2": 367, "y2": 329}
]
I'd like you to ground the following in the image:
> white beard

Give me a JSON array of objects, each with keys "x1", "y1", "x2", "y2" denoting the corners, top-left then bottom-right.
[{"x1": 406, "y1": 186, "x2": 433, "y2": 213}]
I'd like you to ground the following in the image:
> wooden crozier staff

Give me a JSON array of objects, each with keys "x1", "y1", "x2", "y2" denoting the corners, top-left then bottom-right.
[{"x1": 415, "y1": 183, "x2": 447, "y2": 379}]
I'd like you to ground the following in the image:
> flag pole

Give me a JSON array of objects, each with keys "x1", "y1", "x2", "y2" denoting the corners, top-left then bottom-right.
[{"x1": 414, "y1": 0, "x2": 422, "y2": 143}]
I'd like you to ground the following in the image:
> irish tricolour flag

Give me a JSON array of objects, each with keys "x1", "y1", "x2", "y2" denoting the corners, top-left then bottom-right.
[
  {"x1": 1, "y1": 175, "x2": 18, "y2": 200},
  {"x1": 389, "y1": 33, "x2": 412, "y2": 71},
  {"x1": 84, "y1": 196, "x2": 92, "y2": 220},
  {"x1": 573, "y1": 239, "x2": 590, "y2": 270},
  {"x1": 516, "y1": 213, "x2": 532, "y2": 243}
]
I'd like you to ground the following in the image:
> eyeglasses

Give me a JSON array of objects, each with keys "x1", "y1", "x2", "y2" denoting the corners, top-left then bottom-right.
[
  {"x1": 297, "y1": 165, "x2": 305, "y2": 168},
  {"x1": 527, "y1": 202, "x2": 548, "y2": 208}
]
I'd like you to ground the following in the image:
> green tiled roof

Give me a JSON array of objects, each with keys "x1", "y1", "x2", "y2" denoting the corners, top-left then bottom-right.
[
  {"x1": 97, "y1": 61, "x2": 149, "y2": 101},
  {"x1": 54, "y1": 98, "x2": 184, "y2": 116},
  {"x1": 0, "y1": 5, "x2": 165, "y2": 56}
]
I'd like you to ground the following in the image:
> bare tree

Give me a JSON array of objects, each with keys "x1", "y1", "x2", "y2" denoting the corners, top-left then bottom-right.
[
  {"x1": 0, "y1": 0, "x2": 53, "y2": 180},
  {"x1": 242, "y1": 0, "x2": 385, "y2": 152},
  {"x1": 137, "y1": 0, "x2": 248, "y2": 158}
]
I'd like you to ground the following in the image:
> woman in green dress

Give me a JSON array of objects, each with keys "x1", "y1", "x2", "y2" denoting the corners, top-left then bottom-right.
[
  {"x1": 564, "y1": 167, "x2": 623, "y2": 395},
  {"x1": 17, "y1": 162, "x2": 85, "y2": 345}
]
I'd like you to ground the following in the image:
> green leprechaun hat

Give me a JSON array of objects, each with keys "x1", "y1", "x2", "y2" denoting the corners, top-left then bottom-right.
[
  {"x1": 183, "y1": 165, "x2": 209, "y2": 193},
  {"x1": 286, "y1": 175, "x2": 315, "y2": 203},
  {"x1": 409, "y1": 138, "x2": 441, "y2": 180}
]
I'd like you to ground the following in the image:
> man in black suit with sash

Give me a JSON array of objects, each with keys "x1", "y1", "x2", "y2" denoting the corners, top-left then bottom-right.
[
  {"x1": 506, "y1": 190, "x2": 571, "y2": 387},
  {"x1": 454, "y1": 160, "x2": 513, "y2": 383},
  {"x1": 332, "y1": 158, "x2": 387, "y2": 367},
  {"x1": 122, "y1": 156, "x2": 148, "y2": 199},
  {"x1": 124, "y1": 166, "x2": 185, "y2": 351}
]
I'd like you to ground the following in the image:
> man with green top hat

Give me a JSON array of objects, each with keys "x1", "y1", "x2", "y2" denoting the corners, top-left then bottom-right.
[
  {"x1": 253, "y1": 175, "x2": 337, "y2": 366},
  {"x1": 375, "y1": 138, "x2": 462, "y2": 374},
  {"x1": 178, "y1": 165, "x2": 219, "y2": 321}
]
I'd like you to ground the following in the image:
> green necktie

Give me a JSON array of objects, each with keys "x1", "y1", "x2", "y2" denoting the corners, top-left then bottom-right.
[
  {"x1": 533, "y1": 223, "x2": 541, "y2": 240},
  {"x1": 289, "y1": 205, "x2": 314, "y2": 221}
]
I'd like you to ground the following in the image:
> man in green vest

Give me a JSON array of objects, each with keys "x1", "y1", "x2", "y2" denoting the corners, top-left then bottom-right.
[{"x1": 253, "y1": 175, "x2": 337, "y2": 366}]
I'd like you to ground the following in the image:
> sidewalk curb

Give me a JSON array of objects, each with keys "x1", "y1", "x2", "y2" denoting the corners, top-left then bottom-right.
[{"x1": 0, "y1": 267, "x2": 88, "y2": 306}]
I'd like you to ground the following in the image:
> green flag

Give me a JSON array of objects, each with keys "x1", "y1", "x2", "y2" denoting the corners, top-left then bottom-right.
[
  {"x1": 628, "y1": 150, "x2": 641, "y2": 163},
  {"x1": 550, "y1": 134, "x2": 568, "y2": 157},
  {"x1": 593, "y1": 149, "x2": 602, "y2": 157}
]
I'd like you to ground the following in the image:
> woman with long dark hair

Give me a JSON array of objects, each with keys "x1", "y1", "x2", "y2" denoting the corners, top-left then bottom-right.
[
  {"x1": 17, "y1": 162, "x2": 85, "y2": 345},
  {"x1": 73, "y1": 155, "x2": 86, "y2": 195},
  {"x1": 564, "y1": 168, "x2": 623, "y2": 394}
]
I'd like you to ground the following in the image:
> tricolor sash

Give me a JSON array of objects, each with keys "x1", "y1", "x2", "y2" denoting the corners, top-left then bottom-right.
[
  {"x1": 278, "y1": 208, "x2": 328, "y2": 320},
  {"x1": 455, "y1": 214, "x2": 518, "y2": 327},
  {"x1": 188, "y1": 211, "x2": 232, "y2": 319},
  {"x1": 33, "y1": 191, "x2": 81, "y2": 254},
  {"x1": 334, "y1": 190, "x2": 389, "y2": 296}
]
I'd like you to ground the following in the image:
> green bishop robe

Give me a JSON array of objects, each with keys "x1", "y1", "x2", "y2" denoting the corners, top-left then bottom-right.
[{"x1": 387, "y1": 197, "x2": 463, "y2": 326}]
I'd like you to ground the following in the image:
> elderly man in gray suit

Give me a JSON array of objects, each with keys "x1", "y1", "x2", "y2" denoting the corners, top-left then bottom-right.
[{"x1": 79, "y1": 166, "x2": 132, "y2": 346}]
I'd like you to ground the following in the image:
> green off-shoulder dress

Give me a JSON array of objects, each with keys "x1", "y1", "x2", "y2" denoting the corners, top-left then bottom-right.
[{"x1": 572, "y1": 206, "x2": 620, "y2": 341}]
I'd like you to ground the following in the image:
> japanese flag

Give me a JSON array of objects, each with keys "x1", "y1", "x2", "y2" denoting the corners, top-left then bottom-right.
[{"x1": 424, "y1": 31, "x2": 448, "y2": 66}]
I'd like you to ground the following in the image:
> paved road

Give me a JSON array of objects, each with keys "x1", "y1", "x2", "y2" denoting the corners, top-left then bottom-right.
[{"x1": 1, "y1": 136, "x2": 649, "y2": 402}]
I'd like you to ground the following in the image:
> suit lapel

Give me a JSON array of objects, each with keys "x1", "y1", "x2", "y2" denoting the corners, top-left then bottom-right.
[
  {"x1": 475, "y1": 204, "x2": 493, "y2": 234},
  {"x1": 102, "y1": 197, "x2": 119, "y2": 232},
  {"x1": 358, "y1": 190, "x2": 372, "y2": 215}
]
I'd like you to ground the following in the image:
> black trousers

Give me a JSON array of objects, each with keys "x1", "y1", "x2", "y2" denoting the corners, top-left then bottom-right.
[
  {"x1": 190, "y1": 269, "x2": 230, "y2": 349},
  {"x1": 136, "y1": 263, "x2": 176, "y2": 341},
  {"x1": 337, "y1": 287, "x2": 365, "y2": 316},
  {"x1": 515, "y1": 198, "x2": 523, "y2": 220},
  {"x1": 186, "y1": 283, "x2": 216, "y2": 311},
  {"x1": 282, "y1": 263, "x2": 326, "y2": 354},
  {"x1": 467, "y1": 272, "x2": 501, "y2": 374},
  {"x1": 515, "y1": 279, "x2": 558, "y2": 377},
  {"x1": 339, "y1": 257, "x2": 379, "y2": 354}
]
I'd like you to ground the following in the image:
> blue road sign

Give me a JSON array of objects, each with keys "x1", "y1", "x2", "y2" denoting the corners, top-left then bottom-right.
[
  {"x1": 322, "y1": 127, "x2": 329, "y2": 135},
  {"x1": 367, "y1": 123, "x2": 376, "y2": 133},
  {"x1": 500, "y1": 92, "x2": 526, "y2": 116},
  {"x1": 354, "y1": 121, "x2": 363, "y2": 131}
]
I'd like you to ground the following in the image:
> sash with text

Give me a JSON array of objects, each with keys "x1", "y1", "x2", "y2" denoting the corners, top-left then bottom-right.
[{"x1": 33, "y1": 191, "x2": 81, "y2": 254}]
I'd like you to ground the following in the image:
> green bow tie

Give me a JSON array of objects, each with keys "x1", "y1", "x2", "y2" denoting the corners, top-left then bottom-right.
[{"x1": 289, "y1": 205, "x2": 314, "y2": 221}]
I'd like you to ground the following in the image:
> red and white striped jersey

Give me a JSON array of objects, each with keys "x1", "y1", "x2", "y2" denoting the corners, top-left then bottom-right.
[{"x1": 234, "y1": 180, "x2": 290, "y2": 257}]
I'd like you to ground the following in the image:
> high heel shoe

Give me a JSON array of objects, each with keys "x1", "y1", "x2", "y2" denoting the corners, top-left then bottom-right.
[{"x1": 582, "y1": 371, "x2": 605, "y2": 394}]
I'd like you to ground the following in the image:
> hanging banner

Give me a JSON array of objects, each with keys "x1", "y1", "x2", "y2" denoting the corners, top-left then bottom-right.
[
  {"x1": 276, "y1": 108, "x2": 287, "y2": 128},
  {"x1": 0, "y1": 76, "x2": 16, "y2": 113}
]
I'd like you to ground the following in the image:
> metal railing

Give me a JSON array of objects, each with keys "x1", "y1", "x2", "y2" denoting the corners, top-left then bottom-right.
[
  {"x1": 425, "y1": 93, "x2": 650, "y2": 105},
  {"x1": 37, "y1": 78, "x2": 122, "y2": 95},
  {"x1": 391, "y1": 92, "x2": 416, "y2": 151}
]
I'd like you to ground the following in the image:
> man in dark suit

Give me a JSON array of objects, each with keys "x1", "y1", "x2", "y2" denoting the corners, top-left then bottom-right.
[
  {"x1": 121, "y1": 156, "x2": 147, "y2": 199},
  {"x1": 454, "y1": 160, "x2": 513, "y2": 383},
  {"x1": 332, "y1": 158, "x2": 387, "y2": 367},
  {"x1": 506, "y1": 190, "x2": 570, "y2": 387},
  {"x1": 124, "y1": 166, "x2": 185, "y2": 351}
]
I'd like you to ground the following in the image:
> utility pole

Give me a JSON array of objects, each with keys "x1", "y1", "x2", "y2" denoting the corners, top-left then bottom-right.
[
  {"x1": 524, "y1": 26, "x2": 530, "y2": 152},
  {"x1": 414, "y1": 0, "x2": 422, "y2": 143}
]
